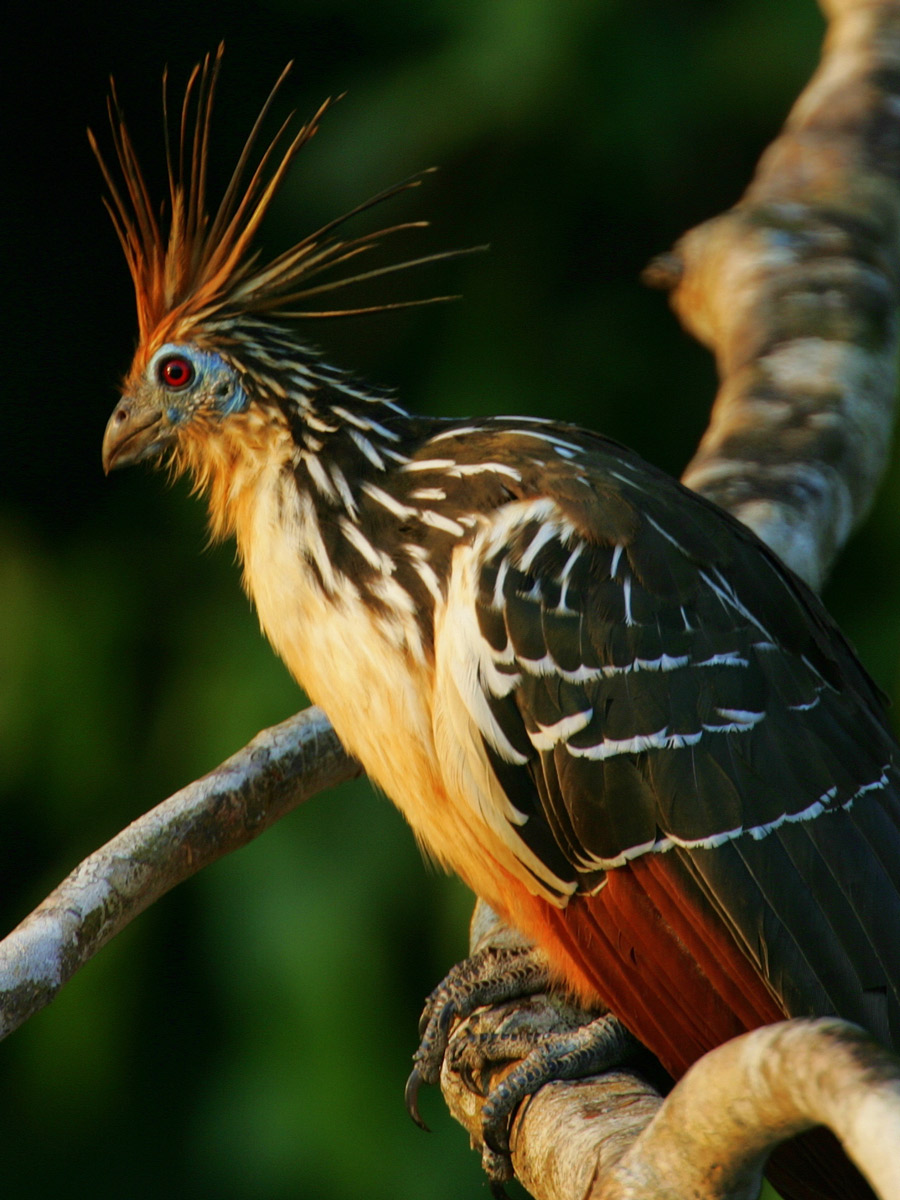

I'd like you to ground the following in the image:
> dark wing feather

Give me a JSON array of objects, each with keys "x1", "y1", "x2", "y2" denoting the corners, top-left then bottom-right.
[{"x1": 445, "y1": 422, "x2": 900, "y2": 1049}]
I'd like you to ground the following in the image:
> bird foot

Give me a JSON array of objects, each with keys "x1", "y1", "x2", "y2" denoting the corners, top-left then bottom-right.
[
  {"x1": 406, "y1": 945, "x2": 640, "y2": 1188},
  {"x1": 406, "y1": 944, "x2": 553, "y2": 1124}
]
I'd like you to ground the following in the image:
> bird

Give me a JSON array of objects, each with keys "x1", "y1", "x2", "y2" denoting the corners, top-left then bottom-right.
[{"x1": 95, "y1": 51, "x2": 899, "y2": 1200}]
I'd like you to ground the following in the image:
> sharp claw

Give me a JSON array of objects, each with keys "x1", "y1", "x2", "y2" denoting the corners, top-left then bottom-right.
[
  {"x1": 404, "y1": 1067, "x2": 431, "y2": 1132},
  {"x1": 459, "y1": 1058, "x2": 488, "y2": 1098},
  {"x1": 481, "y1": 1117, "x2": 511, "y2": 1158},
  {"x1": 437, "y1": 999, "x2": 456, "y2": 1039}
]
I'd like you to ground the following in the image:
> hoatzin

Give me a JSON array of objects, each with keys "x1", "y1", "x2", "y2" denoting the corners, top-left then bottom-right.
[{"x1": 95, "y1": 54, "x2": 899, "y2": 1200}]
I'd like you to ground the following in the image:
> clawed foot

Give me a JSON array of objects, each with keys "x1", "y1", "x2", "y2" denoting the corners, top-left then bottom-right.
[
  {"x1": 405, "y1": 944, "x2": 552, "y2": 1129},
  {"x1": 406, "y1": 945, "x2": 641, "y2": 1189}
]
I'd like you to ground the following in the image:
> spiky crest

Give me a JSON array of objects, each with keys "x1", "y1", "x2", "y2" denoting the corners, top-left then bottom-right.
[{"x1": 89, "y1": 46, "x2": 468, "y2": 365}]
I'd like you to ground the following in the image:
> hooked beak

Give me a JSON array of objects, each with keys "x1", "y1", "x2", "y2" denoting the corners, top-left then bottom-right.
[{"x1": 102, "y1": 401, "x2": 173, "y2": 474}]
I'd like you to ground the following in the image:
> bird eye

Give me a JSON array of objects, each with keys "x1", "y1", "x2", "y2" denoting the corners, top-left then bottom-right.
[{"x1": 159, "y1": 355, "x2": 194, "y2": 389}]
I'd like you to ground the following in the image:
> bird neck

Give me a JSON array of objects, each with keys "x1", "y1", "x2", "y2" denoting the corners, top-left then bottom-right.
[
  {"x1": 178, "y1": 346, "x2": 456, "y2": 657},
  {"x1": 177, "y1": 329, "x2": 414, "y2": 536}
]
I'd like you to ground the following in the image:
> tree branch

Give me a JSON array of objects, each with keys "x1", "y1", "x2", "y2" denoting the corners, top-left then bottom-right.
[
  {"x1": 490, "y1": 1020, "x2": 900, "y2": 1200},
  {"x1": 0, "y1": 707, "x2": 359, "y2": 1038},
  {"x1": 593, "y1": 1020, "x2": 900, "y2": 1200},
  {"x1": 670, "y1": 0, "x2": 900, "y2": 588}
]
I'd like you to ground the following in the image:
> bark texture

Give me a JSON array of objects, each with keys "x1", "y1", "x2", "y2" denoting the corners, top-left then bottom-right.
[{"x1": 670, "y1": 0, "x2": 900, "y2": 587}]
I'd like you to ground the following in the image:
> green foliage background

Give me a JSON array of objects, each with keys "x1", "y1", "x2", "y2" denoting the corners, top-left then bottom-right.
[{"x1": 1, "y1": 2, "x2": 896, "y2": 1197}]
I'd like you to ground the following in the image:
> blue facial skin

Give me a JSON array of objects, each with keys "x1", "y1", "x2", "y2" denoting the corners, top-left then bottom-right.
[{"x1": 147, "y1": 343, "x2": 249, "y2": 425}]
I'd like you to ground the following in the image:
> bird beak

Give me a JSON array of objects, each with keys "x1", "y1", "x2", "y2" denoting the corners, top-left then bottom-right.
[{"x1": 102, "y1": 401, "x2": 173, "y2": 474}]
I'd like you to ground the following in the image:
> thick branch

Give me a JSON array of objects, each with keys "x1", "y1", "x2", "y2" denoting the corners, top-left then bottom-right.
[
  {"x1": 442, "y1": 1016, "x2": 900, "y2": 1200},
  {"x1": 596, "y1": 1020, "x2": 900, "y2": 1200},
  {"x1": 0, "y1": 707, "x2": 359, "y2": 1038},
  {"x1": 525, "y1": 1021, "x2": 900, "y2": 1200},
  {"x1": 665, "y1": 0, "x2": 900, "y2": 586}
]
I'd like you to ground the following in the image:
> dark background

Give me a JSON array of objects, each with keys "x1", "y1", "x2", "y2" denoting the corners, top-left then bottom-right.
[{"x1": 1, "y1": 2, "x2": 897, "y2": 1197}]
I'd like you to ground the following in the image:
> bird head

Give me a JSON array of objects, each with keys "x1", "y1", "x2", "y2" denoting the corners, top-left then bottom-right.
[
  {"x1": 102, "y1": 342, "x2": 248, "y2": 473},
  {"x1": 94, "y1": 47, "x2": 465, "y2": 485}
]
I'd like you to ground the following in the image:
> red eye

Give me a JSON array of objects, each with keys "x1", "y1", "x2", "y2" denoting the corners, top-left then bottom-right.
[{"x1": 159, "y1": 355, "x2": 194, "y2": 389}]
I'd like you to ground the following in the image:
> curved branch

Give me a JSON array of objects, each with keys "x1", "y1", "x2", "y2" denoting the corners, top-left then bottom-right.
[
  {"x1": 0, "y1": 707, "x2": 359, "y2": 1038},
  {"x1": 597, "y1": 1020, "x2": 900, "y2": 1200},
  {"x1": 506, "y1": 1021, "x2": 900, "y2": 1200},
  {"x1": 664, "y1": 0, "x2": 900, "y2": 587}
]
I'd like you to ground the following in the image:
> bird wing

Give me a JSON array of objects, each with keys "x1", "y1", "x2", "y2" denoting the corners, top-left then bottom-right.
[{"x1": 432, "y1": 424, "x2": 900, "y2": 1062}]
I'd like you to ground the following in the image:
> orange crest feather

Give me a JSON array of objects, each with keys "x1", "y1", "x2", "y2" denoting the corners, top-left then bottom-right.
[{"x1": 89, "y1": 46, "x2": 470, "y2": 363}]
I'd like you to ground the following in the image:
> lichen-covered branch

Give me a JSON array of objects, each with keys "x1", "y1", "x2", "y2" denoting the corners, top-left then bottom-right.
[
  {"x1": 441, "y1": 1012, "x2": 900, "y2": 1200},
  {"x1": 525, "y1": 1021, "x2": 900, "y2": 1200},
  {"x1": 0, "y1": 707, "x2": 359, "y2": 1038},
  {"x1": 657, "y1": 0, "x2": 900, "y2": 588}
]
